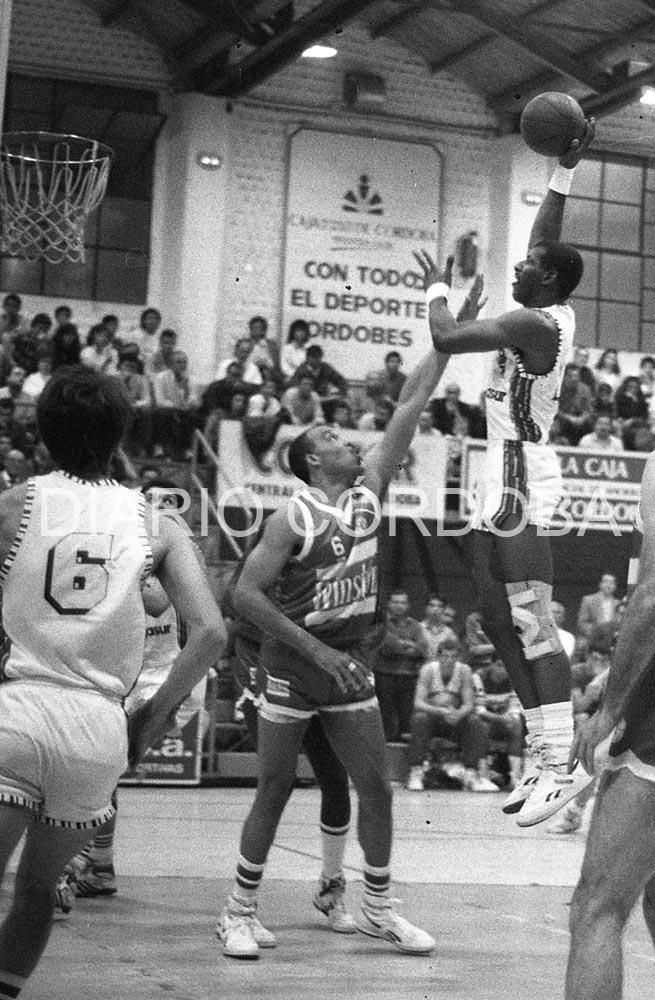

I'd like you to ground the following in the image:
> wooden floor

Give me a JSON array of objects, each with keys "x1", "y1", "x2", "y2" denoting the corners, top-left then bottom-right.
[{"x1": 4, "y1": 784, "x2": 654, "y2": 999}]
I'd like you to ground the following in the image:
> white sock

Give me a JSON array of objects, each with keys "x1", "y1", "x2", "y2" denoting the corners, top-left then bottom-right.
[
  {"x1": 320, "y1": 823, "x2": 349, "y2": 882},
  {"x1": 541, "y1": 701, "x2": 574, "y2": 764},
  {"x1": 523, "y1": 707, "x2": 544, "y2": 746}
]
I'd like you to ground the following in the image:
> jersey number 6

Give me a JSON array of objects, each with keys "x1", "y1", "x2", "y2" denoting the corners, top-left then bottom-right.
[{"x1": 44, "y1": 532, "x2": 113, "y2": 615}]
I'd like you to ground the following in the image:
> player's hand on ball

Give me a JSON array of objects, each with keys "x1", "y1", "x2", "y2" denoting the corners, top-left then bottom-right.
[
  {"x1": 413, "y1": 249, "x2": 454, "y2": 292},
  {"x1": 559, "y1": 117, "x2": 595, "y2": 168}
]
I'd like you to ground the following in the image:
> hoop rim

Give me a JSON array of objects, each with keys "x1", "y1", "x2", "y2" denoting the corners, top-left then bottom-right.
[{"x1": 0, "y1": 131, "x2": 114, "y2": 162}]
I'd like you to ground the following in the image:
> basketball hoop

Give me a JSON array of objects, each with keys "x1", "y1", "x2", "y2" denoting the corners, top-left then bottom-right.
[{"x1": 0, "y1": 132, "x2": 113, "y2": 264}]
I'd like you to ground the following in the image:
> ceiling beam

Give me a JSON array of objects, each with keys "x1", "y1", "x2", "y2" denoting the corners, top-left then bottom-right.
[
  {"x1": 174, "y1": 0, "x2": 291, "y2": 65},
  {"x1": 200, "y1": 0, "x2": 377, "y2": 98},
  {"x1": 446, "y1": 0, "x2": 610, "y2": 92},
  {"x1": 579, "y1": 62, "x2": 655, "y2": 118},
  {"x1": 370, "y1": 0, "x2": 434, "y2": 38}
]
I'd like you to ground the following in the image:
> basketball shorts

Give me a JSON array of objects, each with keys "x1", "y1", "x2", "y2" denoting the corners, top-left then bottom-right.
[
  {"x1": 232, "y1": 633, "x2": 267, "y2": 705},
  {"x1": 471, "y1": 439, "x2": 562, "y2": 531},
  {"x1": 259, "y1": 637, "x2": 377, "y2": 722},
  {"x1": 0, "y1": 680, "x2": 127, "y2": 828},
  {"x1": 603, "y1": 662, "x2": 655, "y2": 784}
]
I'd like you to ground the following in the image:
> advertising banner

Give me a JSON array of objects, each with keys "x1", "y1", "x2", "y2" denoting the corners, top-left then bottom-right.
[
  {"x1": 216, "y1": 421, "x2": 448, "y2": 523},
  {"x1": 461, "y1": 439, "x2": 647, "y2": 533},
  {"x1": 281, "y1": 128, "x2": 443, "y2": 380},
  {"x1": 120, "y1": 712, "x2": 203, "y2": 786}
]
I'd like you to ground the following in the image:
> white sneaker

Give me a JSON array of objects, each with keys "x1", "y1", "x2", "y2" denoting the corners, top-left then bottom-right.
[
  {"x1": 313, "y1": 875, "x2": 357, "y2": 933},
  {"x1": 250, "y1": 913, "x2": 277, "y2": 947},
  {"x1": 406, "y1": 765, "x2": 424, "y2": 791},
  {"x1": 516, "y1": 761, "x2": 594, "y2": 828},
  {"x1": 465, "y1": 772, "x2": 499, "y2": 793},
  {"x1": 502, "y1": 744, "x2": 543, "y2": 814},
  {"x1": 546, "y1": 803, "x2": 583, "y2": 835},
  {"x1": 216, "y1": 898, "x2": 271, "y2": 958},
  {"x1": 356, "y1": 902, "x2": 435, "y2": 954}
]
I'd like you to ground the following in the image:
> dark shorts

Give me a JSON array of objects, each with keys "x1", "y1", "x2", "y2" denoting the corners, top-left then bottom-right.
[
  {"x1": 606, "y1": 658, "x2": 655, "y2": 780},
  {"x1": 232, "y1": 634, "x2": 267, "y2": 702},
  {"x1": 259, "y1": 638, "x2": 377, "y2": 721}
]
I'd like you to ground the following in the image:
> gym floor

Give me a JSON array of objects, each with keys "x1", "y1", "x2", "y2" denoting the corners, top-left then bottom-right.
[{"x1": 3, "y1": 784, "x2": 653, "y2": 999}]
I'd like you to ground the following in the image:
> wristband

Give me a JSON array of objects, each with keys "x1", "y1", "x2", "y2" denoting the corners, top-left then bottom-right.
[
  {"x1": 548, "y1": 164, "x2": 576, "y2": 196},
  {"x1": 425, "y1": 282, "x2": 450, "y2": 304}
]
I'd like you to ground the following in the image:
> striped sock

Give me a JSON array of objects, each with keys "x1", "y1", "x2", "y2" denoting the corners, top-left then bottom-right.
[
  {"x1": 0, "y1": 970, "x2": 25, "y2": 998},
  {"x1": 232, "y1": 854, "x2": 265, "y2": 903},
  {"x1": 88, "y1": 824, "x2": 115, "y2": 867},
  {"x1": 320, "y1": 822, "x2": 349, "y2": 881},
  {"x1": 541, "y1": 701, "x2": 574, "y2": 765},
  {"x1": 363, "y1": 864, "x2": 391, "y2": 909}
]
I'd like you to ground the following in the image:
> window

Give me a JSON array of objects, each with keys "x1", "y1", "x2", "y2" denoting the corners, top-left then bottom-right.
[
  {"x1": 563, "y1": 156, "x2": 655, "y2": 351},
  {"x1": 0, "y1": 74, "x2": 165, "y2": 304}
]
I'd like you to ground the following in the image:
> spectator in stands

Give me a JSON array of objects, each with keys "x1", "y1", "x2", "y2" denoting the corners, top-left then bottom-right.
[
  {"x1": 139, "y1": 463, "x2": 163, "y2": 488},
  {"x1": 116, "y1": 354, "x2": 152, "y2": 457},
  {"x1": 215, "y1": 337, "x2": 262, "y2": 388},
  {"x1": 577, "y1": 572, "x2": 620, "y2": 638},
  {"x1": 280, "y1": 319, "x2": 311, "y2": 382},
  {"x1": 0, "y1": 366, "x2": 36, "y2": 428},
  {"x1": 375, "y1": 351, "x2": 407, "y2": 402},
  {"x1": 80, "y1": 323, "x2": 118, "y2": 375},
  {"x1": 292, "y1": 344, "x2": 348, "y2": 397},
  {"x1": 0, "y1": 399, "x2": 32, "y2": 457},
  {"x1": 13, "y1": 313, "x2": 51, "y2": 375},
  {"x1": 50, "y1": 323, "x2": 81, "y2": 370},
  {"x1": 22, "y1": 350, "x2": 52, "y2": 400},
  {"x1": 102, "y1": 314, "x2": 121, "y2": 351},
  {"x1": 0, "y1": 448, "x2": 28, "y2": 490},
  {"x1": 200, "y1": 363, "x2": 247, "y2": 422},
  {"x1": 358, "y1": 397, "x2": 394, "y2": 431},
  {"x1": 422, "y1": 596, "x2": 459, "y2": 661},
  {"x1": 248, "y1": 377, "x2": 281, "y2": 418},
  {"x1": 578, "y1": 413, "x2": 623, "y2": 452},
  {"x1": 280, "y1": 375, "x2": 323, "y2": 426},
  {"x1": 31, "y1": 441, "x2": 55, "y2": 476},
  {"x1": 594, "y1": 347, "x2": 621, "y2": 393},
  {"x1": 248, "y1": 315, "x2": 279, "y2": 378},
  {"x1": 152, "y1": 349, "x2": 198, "y2": 459},
  {"x1": 0, "y1": 293, "x2": 28, "y2": 338},
  {"x1": 406, "y1": 637, "x2": 495, "y2": 793},
  {"x1": 467, "y1": 392, "x2": 488, "y2": 439},
  {"x1": 372, "y1": 590, "x2": 430, "y2": 743},
  {"x1": 464, "y1": 610, "x2": 495, "y2": 668},
  {"x1": 639, "y1": 355, "x2": 655, "y2": 406},
  {"x1": 416, "y1": 409, "x2": 438, "y2": 435},
  {"x1": 550, "y1": 600, "x2": 576, "y2": 659},
  {"x1": 225, "y1": 390, "x2": 249, "y2": 420},
  {"x1": 614, "y1": 375, "x2": 649, "y2": 449},
  {"x1": 572, "y1": 346, "x2": 597, "y2": 394},
  {"x1": 592, "y1": 381, "x2": 616, "y2": 420},
  {"x1": 556, "y1": 363, "x2": 594, "y2": 444},
  {"x1": 130, "y1": 307, "x2": 162, "y2": 376},
  {"x1": 53, "y1": 304, "x2": 73, "y2": 332},
  {"x1": 151, "y1": 328, "x2": 178, "y2": 375},
  {"x1": 473, "y1": 657, "x2": 524, "y2": 790},
  {"x1": 430, "y1": 382, "x2": 473, "y2": 436},
  {"x1": 327, "y1": 399, "x2": 355, "y2": 429}
]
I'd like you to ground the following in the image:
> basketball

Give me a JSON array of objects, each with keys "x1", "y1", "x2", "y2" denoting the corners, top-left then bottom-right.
[{"x1": 519, "y1": 92, "x2": 586, "y2": 157}]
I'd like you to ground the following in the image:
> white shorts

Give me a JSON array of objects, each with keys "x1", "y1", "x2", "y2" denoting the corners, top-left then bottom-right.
[
  {"x1": 0, "y1": 680, "x2": 128, "y2": 828},
  {"x1": 471, "y1": 439, "x2": 562, "y2": 531}
]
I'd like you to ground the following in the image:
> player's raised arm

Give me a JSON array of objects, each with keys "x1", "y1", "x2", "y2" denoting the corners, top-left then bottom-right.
[{"x1": 528, "y1": 118, "x2": 595, "y2": 249}]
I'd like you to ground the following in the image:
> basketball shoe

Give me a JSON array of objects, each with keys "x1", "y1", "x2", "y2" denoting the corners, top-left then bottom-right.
[
  {"x1": 356, "y1": 900, "x2": 435, "y2": 954},
  {"x1": 74, "y1": 862, "x2": 117, "y2": 897},
  {"x1": 216, "y1": 896, "x2": 276, "y2": 959},
  {"x1": 53, "y1": 875, "x2": 75, "y2": 917},
  {"x1": 312, "y1": 874, "x2": 357, "y2": 933},
  {"x1": 502, "y1": 737, "x2": 544, "y2": 814},
  {"x1": 516, "y1": 761, "x2": 593, "y2": 828}
]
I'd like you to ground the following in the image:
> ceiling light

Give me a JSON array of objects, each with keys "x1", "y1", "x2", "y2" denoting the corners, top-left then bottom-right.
[
  {"x1": 196, "y1": 152, "x2": 222, "y2": 169},
  {"x1": 302, "y1": 44, "x2": 337, "y2": 58},
  {"x1": 640, "y1": 86, "x2": 655, "y2": 105}
]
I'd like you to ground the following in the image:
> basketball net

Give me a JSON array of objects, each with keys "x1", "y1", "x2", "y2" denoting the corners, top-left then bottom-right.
[{"x1": 0, "y1": 132, "x2": 112, "y2": 264}]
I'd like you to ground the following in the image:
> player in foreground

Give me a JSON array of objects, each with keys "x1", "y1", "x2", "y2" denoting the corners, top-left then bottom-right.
[
  {"x1": 414, "y1": 119, "x2": 596, "y2": 827},
  {"x1": 0, "y1": 366, "x2": 224, "y2": 999},
  {"x1": 216, "y1": 339, "x2": 452, "y2": 959}
]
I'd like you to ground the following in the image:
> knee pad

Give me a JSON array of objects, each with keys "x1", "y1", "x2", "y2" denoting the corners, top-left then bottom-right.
[{"x1": 506, "y1": 580, "x2": 563, "y2": 661}]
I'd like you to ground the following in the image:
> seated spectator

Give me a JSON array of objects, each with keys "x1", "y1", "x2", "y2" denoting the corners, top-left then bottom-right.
[
  {"x1": 374, "y1": 351, "x2": 407, "y2": 403},
  {"x1": 248, "y1": 377, "x2": 281, "y2": 418},
  {"x1": 281, "y1": 375, "x2": 323, "y2": 426},
  {"x1": 280, "y1": 319, "x2": 311, "y2": 382},
  {"x1": 473, "y1": 657, "x2": 524, "y2": 789},
  {"x1": 80, "y1": 323, "x2": 118, "y2": 375},
  {"x1": 200, "y1": 363, "x2": 248, "y2": 422},
  {"x1": 0, "y1": 366, "x2": 36, "y2": 428},
  {"x1": 50, "y1": 322, "x2": 81, "y2": 370},
  {"x1": 639, "y1": 354, "x2": 655, "y2": 406},
  {"x1": 130, "y1": 306, "x2": 162, "y2": 376},
  {"x1": 464, "y1": 610, "x2": 495, "y2": 668},
  {"x1": 248, "y1": 315, "x2": 279, "y2": 378},
  {"x1": 578, "y1": 414, "x2": 623, "y2": 452},
  {"x1": 0, "y1": 399, "x2": 33, "y2": 457},
  {"x1": 556, "y1": 363, "x2": 594, "y2": 444},
  {"x1": 224, "y1": 390, "x2": 249, "y2": 420},
  {"x1": 151, "y1": 349, "x2": 199, "y2": 459},
  {"x1": 102, "y1": 313, "x2": 121, "y2": 351},
  {"x1": 614, "y1": 376, "x2": 649, "y2": 448},
  {"x1": 12, "y1": 313, "x2": 51, "y2": 374},
  {"x1": 0, "y1": 293, "x2": 28, "y2": 338},
  {"x1": 550, "y1": 600, "x2": 575, "y2": 659},
  {"x1": 0, "y1": 448, "x2": 28, "y2": 490},
  {"x1": 22, "y1": 350, "x2": 52, "y2": 400},
  {"x1": 422, "y1": 596, "x2": 459, "y2": 661},
  {"x1": 53, "y1": 303, "x2": 73, "y2": 333},
  {"x1": 416, "y1": 409, "x2": 438, "y2": 435},
  {"x1": 430, "y1": 383, "x2": 473, "y2": 436},
  {"x1": 594, "y1": 348, "x2": 621, "y2": 393},
  {"x1": 406, "y1": 638, "x2": 495, "y2": 793},
  {"x1": 116, "y1": 354, "x2": 152, "y2": 457},
  {"x1": 215, "y1": 337, "x2": 262, "y2": 388},
  {"x1": 372, "y1": 590, "x2": 430, "y2": 743},
  {"x1": 572, "y1": 346, "x2": 597, "y2": 393},
  {"x1": 592, "y1": 381, "x2": 616, "y2": 420},
  {"x1": 292, "y1": 344, "x2": 348, "y2": 397},
  {"x1": 571, "y1": 626, "x2": 613, "y2": 725},
  {"x1": 151, "y1": 328, "x2": 178, "y2": 375},
  {"x1": 358, "y1": 397, "x2": 394, "y2": 431},
  {"x1": 325, "y1": 398, "x2": 355, "y2": 429},
  {"x1": 577, "y1": 572, "x2": 620, "y2": 638}
]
